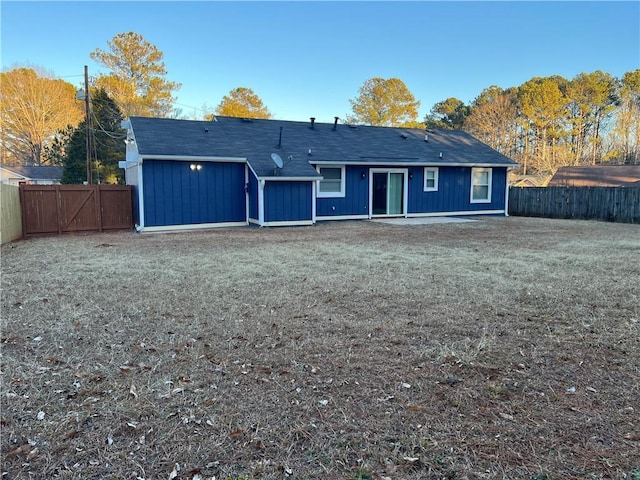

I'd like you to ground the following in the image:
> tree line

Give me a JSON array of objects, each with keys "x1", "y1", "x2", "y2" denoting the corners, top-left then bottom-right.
[
  {"x1": 424, "y1": 71, "x2": 640, "y2": 174},
  {"x1": 1, "y1": 31, "x2": 637, "y2": 184}
]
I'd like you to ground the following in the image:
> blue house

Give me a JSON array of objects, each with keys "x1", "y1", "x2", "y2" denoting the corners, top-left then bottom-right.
[{"x1": 121, "y1": 116, "x2": 517, "y2": 232}]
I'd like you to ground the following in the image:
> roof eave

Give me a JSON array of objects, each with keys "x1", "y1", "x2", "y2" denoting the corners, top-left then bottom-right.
[{"x1": 138, "y1": 154, "x2": 247, "y2": 163}]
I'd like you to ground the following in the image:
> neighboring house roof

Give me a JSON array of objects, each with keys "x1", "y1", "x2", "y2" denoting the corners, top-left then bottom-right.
[
  {"x1": 128, "y1": 116, "x2": 517, "y2": 179},
  {"x1": 509, "y1": 174, "x2": 551, "y2": 187},
  {"x1": 0, "y1": 165, "x2": 64, "y2": 181},
  {"x1": 548, "y1": 165, "x2": 640, "y2": 187}
]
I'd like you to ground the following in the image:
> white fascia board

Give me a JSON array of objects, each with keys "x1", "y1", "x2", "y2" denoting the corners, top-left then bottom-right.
[
  {"x1": 1, "y1": 171, "x2": 28, "y2": 180},
  {"x1": 258, "y1": 176, "x2": 321, "y2": 181},
  {"x1": 139, "y1": 155, "x2": 247, "y2": 163},
  {"x1": 247, "y1": 162, "x2": 259, "y2": 179},
  {"x1": 426, "y1": 162, "x2": 515, "y2": 168},
  {"x1": 312, "y1": 160, "x2": 515, "y2": 168}
]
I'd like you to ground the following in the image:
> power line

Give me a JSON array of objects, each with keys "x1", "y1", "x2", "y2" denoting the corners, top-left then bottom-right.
[{"x1": 91, "y1": 111, "x2": 126, "y2": 139}]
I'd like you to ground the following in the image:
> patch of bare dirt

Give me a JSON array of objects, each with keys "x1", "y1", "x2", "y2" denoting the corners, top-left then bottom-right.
[{"x1": 1, "y1": 217, "x2": 639, "y2": 479}]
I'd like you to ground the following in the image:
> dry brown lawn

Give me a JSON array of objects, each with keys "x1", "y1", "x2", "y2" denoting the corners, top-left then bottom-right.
[{"x1": 1, "y1": 216, "x2": 639, "y2": 480}]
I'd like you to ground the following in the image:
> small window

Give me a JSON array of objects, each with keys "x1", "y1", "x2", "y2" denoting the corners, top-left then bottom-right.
[
  {"x1": 423, "y1": 167, "x2": 439, "y2": 192},
  {"x1": 317, "y1": 165, "x2": 345, "y2": 198},
  {"x1": 470, "y1": 168, "x2": 492, "y2": 203}
]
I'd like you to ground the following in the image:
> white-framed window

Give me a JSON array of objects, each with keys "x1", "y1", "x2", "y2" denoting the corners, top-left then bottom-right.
[
  {"x1": 317, "y1": 165, "x2": 346, "y2": 198},
  {"x1": 423, "y1": 167, "x2": 439, "y2": 192},
  {"x1": 470, "y1": 167, "x2": 492, "y2": 203}
]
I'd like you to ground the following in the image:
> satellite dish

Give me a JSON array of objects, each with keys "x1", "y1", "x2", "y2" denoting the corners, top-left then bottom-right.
[{"x1": 271, "y1": 153, "x2": 284, "y2": 169}]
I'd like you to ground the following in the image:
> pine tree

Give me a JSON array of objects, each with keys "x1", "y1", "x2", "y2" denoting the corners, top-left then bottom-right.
[{"x1": 61, "y1": 89, "x2": 125, "y2": 184}]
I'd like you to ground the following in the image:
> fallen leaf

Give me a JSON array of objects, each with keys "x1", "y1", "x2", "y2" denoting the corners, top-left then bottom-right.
[
  {"x1": 7, "y1": 444, "x2": 31, "y2": 457},
  {"x1": 130, "y1": 384, "x2": 138, "y2": 398},
  {"x1": 499, "y1": 412, "x2": 514, "y2": 421},
  {"x1": 36, "y1": 411, "x2": 45, "y2": 420}
]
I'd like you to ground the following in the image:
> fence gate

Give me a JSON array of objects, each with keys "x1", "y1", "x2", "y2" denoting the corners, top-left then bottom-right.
[{"x1": 20, "y1": 185, "x2": 133, "y2": 237}]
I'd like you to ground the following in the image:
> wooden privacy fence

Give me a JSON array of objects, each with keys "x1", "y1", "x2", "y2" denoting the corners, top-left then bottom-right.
[
  {"x1": 508, "y1": 186, "x2": 640, "y2": 224},
  {"x1": 20, "y1": 184, "x2": 134, "y2": 237}
]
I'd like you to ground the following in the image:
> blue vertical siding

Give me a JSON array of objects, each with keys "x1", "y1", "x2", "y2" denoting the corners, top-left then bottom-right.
[
  {"x1": 314, "y1": 164, "x2": 507, "y2": 218},
  {"x1": 248, "y1": 173, "x2": 259, "y2": 220},
  {"x1": 407, "y1": 166, "x2": 507, "y2": 213},
  {"x1": 316, "y1": 165, "x2": 370, "y2": 217},
  {"x1": 264, "y1": 181, "x2": 312, "y2": 222},
  {"x1": 143, "y1": 160, "x2": 246, "y2": 227}
]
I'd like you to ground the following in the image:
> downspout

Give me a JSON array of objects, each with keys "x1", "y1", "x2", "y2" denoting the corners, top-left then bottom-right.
[
  {"x1": 137, "y1": 158, "x2": 145, "y2": 231},
  {"x1": 312, "y1": 180, "x2": 317, "y2": 224},
  {"x1": 504, "y1": 168, "x2": 510, "y2": 217},
  {"x1": 244, "y1": 164, "x2": 249, "y2": 225},
  {"x1": 367, "y1": 171, "x2": 373, "y2": 219},
  {"x1": 258, "y1": 179, "x2": 265, "y2": 227}
]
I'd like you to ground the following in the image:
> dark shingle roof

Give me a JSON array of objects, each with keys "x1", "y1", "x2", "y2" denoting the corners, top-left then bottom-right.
[
  {"x1": 129, "y1": 116, "x2": 517, "y2": 178},
  {"x1": 548, "y1": 165, "x2": 640, "y2": 187},
  {"x1": 1, "y1": 165, "x2": 64, "y2": 180}
]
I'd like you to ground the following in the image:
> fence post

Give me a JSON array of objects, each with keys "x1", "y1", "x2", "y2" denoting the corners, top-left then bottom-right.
[{"x1": 96, "y1": 185, "x2": 103, "y2": 232}]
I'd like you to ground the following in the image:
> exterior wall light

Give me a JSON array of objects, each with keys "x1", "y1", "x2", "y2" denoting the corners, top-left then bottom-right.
[{"x1": 189, "y1": 164, "x2": 203, "y2": 171}]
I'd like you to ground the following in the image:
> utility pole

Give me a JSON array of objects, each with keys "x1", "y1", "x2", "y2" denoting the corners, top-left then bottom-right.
[{"x1": 84, "y1": 65, "x2": 93, "y2": 184}]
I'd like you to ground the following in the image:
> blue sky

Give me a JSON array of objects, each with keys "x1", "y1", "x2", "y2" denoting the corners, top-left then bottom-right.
[{"x1": 2, "y1": 1, "x2": 639, "y2": 123}]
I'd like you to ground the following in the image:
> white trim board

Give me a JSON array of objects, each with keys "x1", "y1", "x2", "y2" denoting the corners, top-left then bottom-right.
[
  {"x1": 139, "y1": 155, "x2": 247, "y2": 163},
  {"x1": 407, "y1": 210, "x2": 505, "y2": 217},
  {"x1": 140, "y1": 221, "x2": 248, "y2": 233},
  {"x1": 262, "y1": 220, "x2": 314, "y2": 227},
  {"x1": 316, "y1": 214, "x2": 370, "y2": 221},
  {"x1": 312, "y1": 160, "x2": 515, "y2": 168}
]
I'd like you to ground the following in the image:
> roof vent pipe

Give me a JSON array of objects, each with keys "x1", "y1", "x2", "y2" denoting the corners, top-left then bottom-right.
[
  {"x1": 425, "y1": 134, "x2": 428, "y2": 142},
  {"x1": 333, "y1": 117, "x2": 339, "y2": 130},
  {"x1": 310, "y1": 117, "x2": 315, "y2": 129},
  {"x1": 277, "y1": 126, "x2": 283, "y2": 149},
  {"x1": 439, "y1": 152, "x2": 443, "y2": 158}
]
